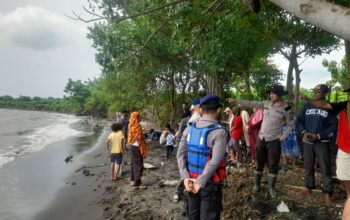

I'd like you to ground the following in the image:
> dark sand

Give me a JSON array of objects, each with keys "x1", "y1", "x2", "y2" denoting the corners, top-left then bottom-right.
[
  {"x1": 34, "y1": 130, "x2": 184, "y2": 220},
  {"x1": 30, "y1": 125, "x2": 346, "y2": 220}
]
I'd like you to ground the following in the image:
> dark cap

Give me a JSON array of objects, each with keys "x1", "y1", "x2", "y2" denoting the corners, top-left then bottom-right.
[
  {"x1": 192, "y1": 97, "x2": 201, "y2": 106},
  {"x1": 199, "y1": 95, "x2": 223, "y2": 109},
  {"x1": 267, "y1": 84, "x2": 288, "y2": 97},
  {"x1": 312, "y1": 84, "x2": 329, "y2": 94}
]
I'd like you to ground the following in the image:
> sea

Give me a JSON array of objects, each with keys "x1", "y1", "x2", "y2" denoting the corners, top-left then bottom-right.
[
  {"x1": 0, "y1": 109, "x2": 90, "y2": 168},
  {"x1": 0, "y1": 109, "x2": 104, "y2": 220}
]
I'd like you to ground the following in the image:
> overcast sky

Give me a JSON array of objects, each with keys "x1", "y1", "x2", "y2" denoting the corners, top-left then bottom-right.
[
  {"x1": 0, "y1": 0, "x2": 100, "y2": 98},
  {"x1": 0, "y1": 1, "x2": 346, "y2": 98}
]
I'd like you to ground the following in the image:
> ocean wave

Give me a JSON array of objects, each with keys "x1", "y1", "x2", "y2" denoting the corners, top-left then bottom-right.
[
  {"x1": 0, "y1": 115, "x2": 90, "y2": 168},
  {"x1": 17, "y1": 129, "x2": 35, "y2": 136}
]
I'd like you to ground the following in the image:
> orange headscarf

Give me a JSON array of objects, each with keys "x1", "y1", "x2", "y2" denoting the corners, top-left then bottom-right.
[{"x1": 128, "y1": 112, "x2": 148, "y2": 158}]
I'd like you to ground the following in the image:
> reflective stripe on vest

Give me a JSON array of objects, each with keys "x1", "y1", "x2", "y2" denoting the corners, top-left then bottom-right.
[{"x1": 187, "y1": 122, "x2": 226, "y2": 183}]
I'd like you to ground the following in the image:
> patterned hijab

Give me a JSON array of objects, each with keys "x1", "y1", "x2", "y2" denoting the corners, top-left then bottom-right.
[{"x1": 128, "y1": 112, "x2": 148, "y2": 158}]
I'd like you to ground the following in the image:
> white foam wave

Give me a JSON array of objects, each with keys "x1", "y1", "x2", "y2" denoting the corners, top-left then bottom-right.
[{"x1": 0, "y1": 115, "x2": 89, "y2": 168}]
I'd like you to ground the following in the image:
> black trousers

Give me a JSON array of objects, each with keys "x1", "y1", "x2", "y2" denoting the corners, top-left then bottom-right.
[
  {"x1": 303, "y1": 141, "x2": 332, "y2": 194},
  {"x1": 187, "y1": 182, "x2": 223, "y2": 220},
  {"x1": 256, "y1": 138, "x2": 281, "y2": 174},
  {"x1": 166, "y1": 145, "x2": 174, "y2": 158},
  {"x1": 176, "y1": 180, "x2": 188, "y2": 215},
  {"x1": 130, "y1": 145, "x2": 143, "y2": 186}
]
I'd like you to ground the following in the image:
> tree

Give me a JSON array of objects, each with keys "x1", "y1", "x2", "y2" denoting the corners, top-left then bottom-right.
[
  {"x1": 267, "y1": 0, "x2": 350, "y2": 41},
  {"x1": 323, "y1": 57, "x2": 350, "y2": 90},
  {"x1": 64, "y1": 79, "x2": 92, "y2": 112}
]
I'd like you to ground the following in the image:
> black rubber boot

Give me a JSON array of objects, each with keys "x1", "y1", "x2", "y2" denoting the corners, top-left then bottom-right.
[
  {"x1": 268, "y1": 173, "x2": 277, "y2": 198},
  {"x1": 252, "y1": 170, "x2": 262, "y2": 193}
]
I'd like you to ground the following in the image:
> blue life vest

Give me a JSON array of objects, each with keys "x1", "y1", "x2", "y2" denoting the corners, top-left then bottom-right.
[{"x1": 186, "y1": 122, "x2": 226, "y2": 182}]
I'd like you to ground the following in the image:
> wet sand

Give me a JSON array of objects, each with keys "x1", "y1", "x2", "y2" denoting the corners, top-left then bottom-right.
[
  {"x1": 0, "y1": 124, "x2": 104, "y2": 220},
  {"x1": 34, "y1": 130, "x2": 184, "y2": 220}
]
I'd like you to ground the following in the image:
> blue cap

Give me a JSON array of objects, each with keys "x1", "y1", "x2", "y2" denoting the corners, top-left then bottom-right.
[
  {"x1": 192, "y1": 98, "x2": 201, "y2": 106},
  {"x1": 199, "y1": 95, "x2": 223, "y2": 108}
]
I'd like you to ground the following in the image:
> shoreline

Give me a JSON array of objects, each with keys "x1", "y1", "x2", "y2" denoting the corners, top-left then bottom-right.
[
  {"x1": 33, "y1": 127, "x2": 110, "y2": 220},
  {"x1": 0, "y1": 107, "x2": 108, "y2": 119},
  {"x1": 0, "y1": 118, "x2": 106, "y2": 220},
  {"x1": 34, "y1": 129, "x2": 185, "y2": 220},
  {"x1": 1, "y1": 118, "x2": 345, "y2": 220}
]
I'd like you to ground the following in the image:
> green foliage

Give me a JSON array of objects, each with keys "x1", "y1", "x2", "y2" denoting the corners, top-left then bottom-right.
[
  {"x1": 0, "y1": 97, "x2": 73, "y2": 112},
  {"x1": 2, "y1": 0, "x2": 342, "y2": 123},
  {"x1": 323, "y1": 57, "x2": 350, "y2": 90},
  {"x1": 64, "y1": 79, "x2": 92, "y2": 112}
]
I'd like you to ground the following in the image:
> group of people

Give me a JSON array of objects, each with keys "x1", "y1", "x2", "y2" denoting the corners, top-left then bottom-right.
[
  {"x1": 106, "y1": 110, "x2": 148, "y2": 189},
  {"x1": 223, "y1": 105, "x2": 263, "y2": 166},
  {"x1": 105, "y1": 82, "x2": 350, "y2": 219},
  {"x1": 175, "y1": 83, "x2": 350, "y2": 219}
]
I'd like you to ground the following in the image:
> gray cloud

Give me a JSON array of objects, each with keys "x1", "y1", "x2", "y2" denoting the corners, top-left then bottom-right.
[
  {"x1": 0, "y1": 6, "x2": 82, "y2": 51},
  {"x1": 0, "y1": 4, "x2": 100, "y2": 98},
  {"x1": 12, "y1": 28, "x2": 62, "y2": 50}
]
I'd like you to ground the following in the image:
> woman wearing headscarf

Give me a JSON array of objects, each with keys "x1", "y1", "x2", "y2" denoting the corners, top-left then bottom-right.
[
  {"x1": 248, "y1": 107, "x2": 263, "y2": 165},
  {"x1": 128, "y1": 112, "x2": 148, "y2": 188}
]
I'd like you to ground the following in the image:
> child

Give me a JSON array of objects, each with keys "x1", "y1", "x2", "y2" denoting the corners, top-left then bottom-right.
[
  {"x1": 106, "y1": 122, "x2": 126, "y2": 181},
  {"x1": 281, "y1": 115, "x2": 300, "y2": 166},
  {"x1": 229, "y1": 106, "x2": 243, "y2": 166},
  {"x1": 165, "y1": 124, "x2": 175, "y2": 159}
]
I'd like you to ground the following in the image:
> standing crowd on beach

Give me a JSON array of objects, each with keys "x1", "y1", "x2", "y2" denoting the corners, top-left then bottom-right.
[{"x1": 105, "y1": 83, "x2": 350, "y2": 220}]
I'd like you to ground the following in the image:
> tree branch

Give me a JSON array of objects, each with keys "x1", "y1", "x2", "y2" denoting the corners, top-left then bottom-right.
[
  {"x1": 68, "y1": 0, "x2": 189, "y2": 23},
  {"x1": 114, "y1": 0, "x2": 189, "y2": 23},
  {"x1": 183, "y1": 0, "x2": 224, "y2": 53},
  {"x1": 133, "y1": 12, "x2": 179, "y2": 55}
]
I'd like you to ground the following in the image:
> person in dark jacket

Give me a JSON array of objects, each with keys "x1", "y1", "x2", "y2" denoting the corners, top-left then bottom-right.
[
  {"x1": 297, "y1": 84, "x2": 338, "y2": 206},
  {"x1": 299, "y1": 87, "x2": 350, "y2": 214}
]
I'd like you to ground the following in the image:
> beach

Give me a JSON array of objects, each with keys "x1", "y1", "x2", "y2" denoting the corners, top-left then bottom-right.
[
  {"x1": 0, "y1": 109, "x2": 105, "y2": 220},
  {"x1": 0, "y1": 110, "x2": 346, "y2": 220},
  {"x1": 34, "y1": 130, "x2": 184, "y2": 220}
]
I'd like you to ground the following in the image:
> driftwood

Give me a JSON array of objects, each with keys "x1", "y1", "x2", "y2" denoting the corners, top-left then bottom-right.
[
  {"x1": 144, "y1": 162, "x2": 157, "y2": 169},
  {"x1": 284, "y1": 184, "x2": 322, "y2": 193},
  {"x1": 159, "y1": 180, "x2": 179, "y2": 187},
  {"x1": 75, "y1": 163, "x2": 107, "y2": 172},
  {"x1": 150, "y1": 171, "x2": 163, "y2": 177}
]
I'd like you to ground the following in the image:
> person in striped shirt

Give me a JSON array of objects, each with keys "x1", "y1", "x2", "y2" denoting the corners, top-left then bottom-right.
[{"x1": 166, "y1": 124, "x2": 175, "y2": 159}]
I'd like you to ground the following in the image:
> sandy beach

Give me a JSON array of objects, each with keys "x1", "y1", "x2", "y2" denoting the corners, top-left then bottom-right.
[
  {"x1": 2, "y1": 123, "x2": 343, "y2": 220},
  {"x1": 33, "y1": 126, "x2": 184, "y2": 220}
]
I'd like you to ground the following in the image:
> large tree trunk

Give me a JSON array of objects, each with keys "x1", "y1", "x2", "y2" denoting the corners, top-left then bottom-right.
[
  {"x1": 292, "y1": 55, "x2": 302, "y2": 110},
  {"x1": 345, "y1": 40, "x2": 350, "y2": 86},
  {"x1": 170, "y1": 72, "x2": 177, "y2": 127},
  {"x1": 286, "y1": 61, "x2": 294, "y2": 102},
  {"x1": 269, "y1": 0, "x2": 350, "y2": 41},
  {"x1": 205, "y1": 74, "x2": 221, "y2": 96},
  {"x1": 243, "y1": 70, "x2": 252, "y2": 99},
  {"x1": 285, "y1": 45, "x2": 297, "y2": 103}
]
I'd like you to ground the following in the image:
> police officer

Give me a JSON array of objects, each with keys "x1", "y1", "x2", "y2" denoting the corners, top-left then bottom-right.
[
  {"x1": 177, "y1": 95, "x2": 229, "y2": 220},
  {"x1": 228, "y1": 84, "x2": 294, "y2": 198}
]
